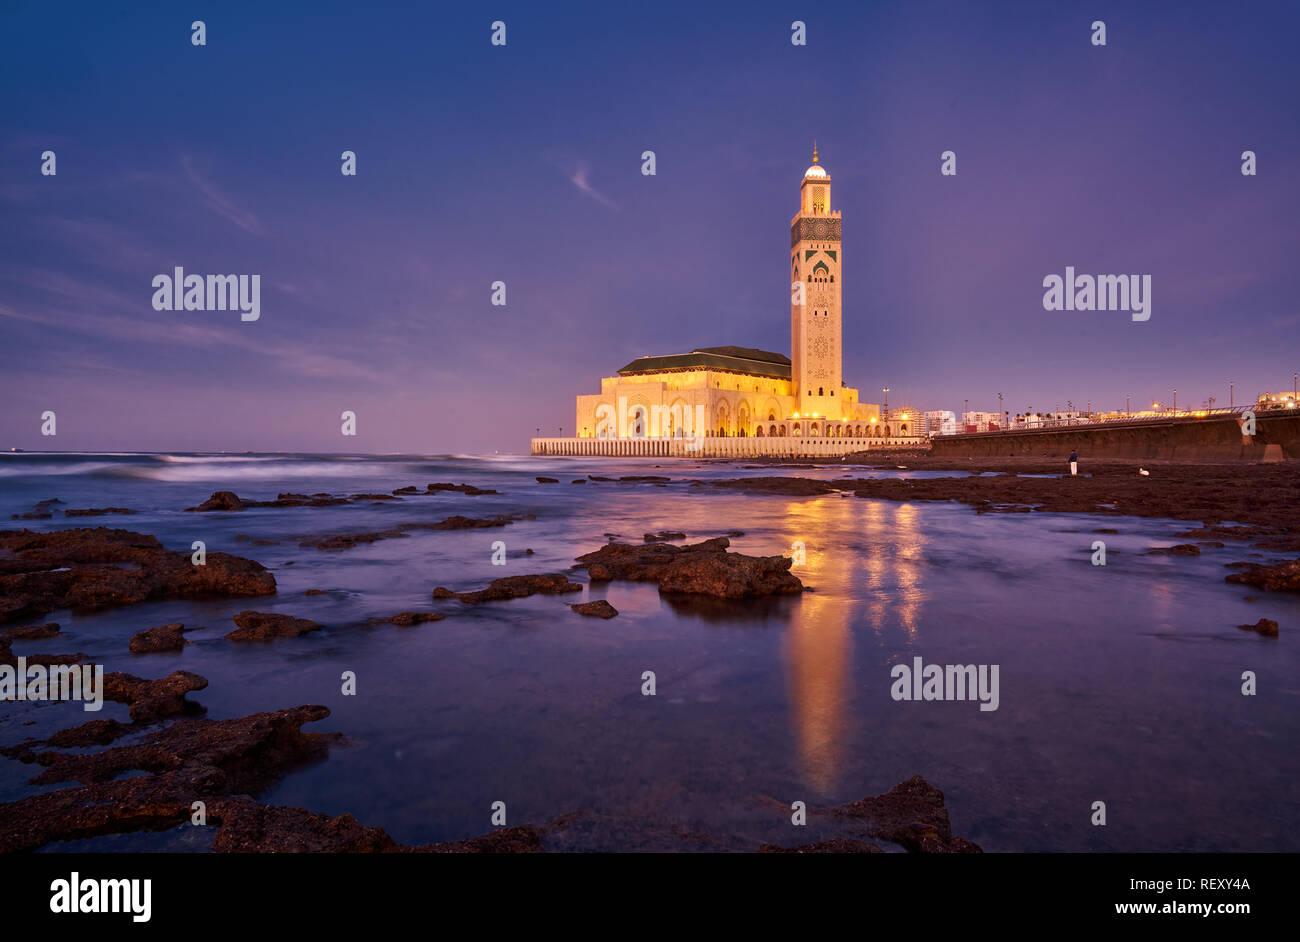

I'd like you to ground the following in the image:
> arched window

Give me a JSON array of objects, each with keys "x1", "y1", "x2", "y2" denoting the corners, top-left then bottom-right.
[
  {"x1": 770, "y1": 424, "x2": 777, "y2": 437},
  {"x1": 818, "y1": 387, "x2": 823, "y2": 396},
  {"x1": 779, "y1": 424, "x2": 787, "y2": 436},
  {"x1": 756, "y1": 426, "x2": 765, "y2": 437}
]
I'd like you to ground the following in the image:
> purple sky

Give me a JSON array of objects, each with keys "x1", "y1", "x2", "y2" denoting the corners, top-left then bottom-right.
[{"x1": 2, "y1": 0, "x2": 1298, "y2": 453}]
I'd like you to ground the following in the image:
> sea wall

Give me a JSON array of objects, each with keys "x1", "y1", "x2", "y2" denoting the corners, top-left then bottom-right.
[
  {"x1": 929, "y1": 413, "x2": 1299, "y2": 461},
  {"x1": 531, "y1": 434, "x2": 925, "y2": 458}
]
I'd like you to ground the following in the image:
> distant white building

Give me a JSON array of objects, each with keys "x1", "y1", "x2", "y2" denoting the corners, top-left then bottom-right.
[
  {"x1": 924, "y1": 410, "x2": 957, "y2": 436},
  {"x1": 961, "y1": 411, "x2": 1002, "y2": 432}
]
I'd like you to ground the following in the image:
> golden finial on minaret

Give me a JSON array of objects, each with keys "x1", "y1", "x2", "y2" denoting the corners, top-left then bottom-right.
[{"x1": 812, "y1": 141, "x2": 819, "y2": 164}]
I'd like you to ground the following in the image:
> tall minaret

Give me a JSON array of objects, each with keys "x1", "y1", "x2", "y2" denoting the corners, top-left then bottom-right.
[{"x1": 789, "y1": 143, "x2": 843, "y2": 419}]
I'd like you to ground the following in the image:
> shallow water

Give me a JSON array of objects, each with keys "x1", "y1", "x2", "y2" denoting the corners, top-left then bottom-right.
[{"x1": 2, "y1": 453, "x2": 1297, "y2": 852}]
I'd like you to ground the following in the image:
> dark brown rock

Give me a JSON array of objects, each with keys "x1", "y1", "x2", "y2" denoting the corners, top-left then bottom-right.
[
  {"x1": 758, "y1": 839, "x2": 884, "y2": 853},
  {"x1": 703, "y1": 476, "x2": 840, "y2": 496},
  {"x1": 644, "y1": 531, "x2": 686, "y2": 542},
  {"x1": 823, "y1": 775, "x2": 982, "y2": 853},
  {"x1": 103, "y1": 669, "x2": 208, "y2": 722},
  {"x1": 536, "y1": 476, "x2": 559, "y2": 483},
  {"x1": 0, "y1": 622, "x2": 59, "y2": 642},
  {"x1": 434, "y1": 574, "x2": 584, "y2": 604},
  {"x1": 1226, "y1": 559, "x2": 1300, "y2": 592},
  {"x1": 129, "y1": 622, "x2": 192, "y2": 653},
  {"x1": 226, "y1": 611, "x2": 321, "y2": 642},
  {"x1": 366, "y1": 611, "x2": 446, "y2": 627},
  {"x1": 187, "y1": 490, "x2": 244, "y2": 512},
  {"x1": 298, "y1": 515, "x2": 521, "y2": 551},
  {"x1": 574, "y1": 537, "x2": 803, "y2": 599},
  {"x1": 427, "y1": 482, "x2": 497, "y2": 496},
  {"x1": 63, "y1": 507, "x2": 137, "y2": 517},
  {"x1": 1238, "y1": 618, "x2": 1279, "y2": 637},
  {"x1": 0, "y1": 528, "x2": 276, "y2": 624},
  {"x1": 570, "y1": 600, "x2": 618, "y2": 619},
  {"x1": 1146, "y1": 544, "x2": 1200, "y2": 556},
  {"x1": 0, "y1": 705, "x2": 334, "y2": 852}
]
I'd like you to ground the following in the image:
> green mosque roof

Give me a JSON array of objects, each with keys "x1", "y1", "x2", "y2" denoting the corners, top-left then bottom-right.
[{"x1": 617, "y1": 346, "x2": 791, "y2": 379}]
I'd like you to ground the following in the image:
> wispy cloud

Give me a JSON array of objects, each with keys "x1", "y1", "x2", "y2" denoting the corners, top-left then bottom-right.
[
  {"x1": 569, "y1": 162, "x2": 620, "y2": 211},
  {"x1": 180, "y1": 154, "x2": 265, "y2": 236}
]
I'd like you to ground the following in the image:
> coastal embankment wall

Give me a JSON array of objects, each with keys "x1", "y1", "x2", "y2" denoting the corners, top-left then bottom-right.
[
  {"x1": 531, "y1": 434, "x2": 925, "y2": 458},
  {"x1": 930, "y1": 413, "x2": 1299, "y2": 461}
]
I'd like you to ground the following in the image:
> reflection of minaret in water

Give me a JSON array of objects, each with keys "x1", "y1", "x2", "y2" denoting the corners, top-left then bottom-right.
[{"x1": 783, "y1": 497, "x2": 852, "y2": 793}]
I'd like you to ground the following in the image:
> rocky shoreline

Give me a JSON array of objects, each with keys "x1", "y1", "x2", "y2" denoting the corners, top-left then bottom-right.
[{"x1": 2, "y1": 462, "x2": 1288, "y2": 852}]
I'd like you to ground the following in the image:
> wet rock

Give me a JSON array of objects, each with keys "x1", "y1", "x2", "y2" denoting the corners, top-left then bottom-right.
[
  {"x1": 129, "y1": 622, "x2": 192, "y2": 653},
  {"x1": 425, "y1": 825, "x2": 545, "y2": 854},
  {"x1": 392, "y1": 486, "x2": 419, "y2": 495},
  {"x1": 0, "y1": 641, "x2": 85, "y2": 668},
  {"x1": 0, "y1": 622, "x2": 60, "y2": 642},
  {"x1": 366, "y1": 611, "x2": 446, "y2": 627},
  {"x1": 47, "y1": 718, "x2": 136, "y2": 748},
  {"x1": 1145, "y1": 544, "x2": 1200, "y2": 556},
  {"x1": 64, "y1": 507, "x2": 137, "y2": 517},
  {"x1": 570, "y1": 600, "x2": 618, "y2": 619},
  {"x1": 11, "y1": 499, "x2": 61, "y2": 520},
  {"x1": 619, "y1": 475, "x2": 670, "y2": 482},
  {"x1": 525, "y1": 548, "x2": 534, "y2": 555},
  {"x1": 536, "y1": 476, "x2": 559, "y2": 483},
  {"x1": 1, "y1": 717, "x2": 136, "y2": 759},
  {"x1": 823, "y1": 775, "x2": 982, "y2": 853},
  {"x1": 434, "y1": 574, "x2": 583, "y2": 604},
  {"x1": 758, "y1": 839, "x2": 884, "y2": 853},
  {"x1": 304, "y1": 589, "x2": 328, "y2": 595},
  {"x1": 205, "y1": 799, "x2": 545, "y2": 853},
  {"x1": 1197, "y1": 541, "x2": 1227, "y2": 548},
  {"x1": 0, "y1": 705, "x2": 334, "y2": 852},
  {"x1": 1238, "y1": 618, "x2": 1279, "y2": 637},
  {"x1": 350, "y1": 493, "x2": 400, "y2": 502},
  {"x1": 208, "y1": 797, "x2": 400, "y2": 853},
  {"x1": 427, "y1": 482, "x2": 498, "y2": 496},
  {"x1": 571, "y1": 479, "x2": 586, "y2": 484},
  {"x1": 1225, "y1": 559, "x2": 1300, "y2": 592},
  {"x1": 103, "y1": 669, "x2": 208, "y2": 722},
  {"x1": 574, "y1": 537, "x2": 802, "y2": 599},
  {"x1": 298, "y1": 515, "x2": 522, "y2": 551},
  {"x1": 702, "y1": 476, "x2": 840, "y2": 496},
  {"x1": 226, "y1": 611, "x2": 321, "y2": 642},
  {"x1": 187, "y1": 490, "x2": 244, "y2": 512},
  {"x1": 644, "y1": 531, "x2": 686, "y2": 542},
  {"x1": 0, "y1": 528, "x2": 276, "y2": 624}
]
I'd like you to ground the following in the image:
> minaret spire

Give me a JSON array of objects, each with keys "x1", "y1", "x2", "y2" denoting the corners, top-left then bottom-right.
[{"x1": 812, "y1": 140, "x2": 819, "y2": 164}]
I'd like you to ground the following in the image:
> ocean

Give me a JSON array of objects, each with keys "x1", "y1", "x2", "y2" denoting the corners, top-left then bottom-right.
[{"x1": 1, "y1": 452, "x2": 1297, "y2": 851}]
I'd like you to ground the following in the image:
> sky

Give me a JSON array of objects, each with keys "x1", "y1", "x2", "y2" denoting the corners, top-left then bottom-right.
[{"x1": 1, "y1": 0, "x2": 1298, "y2": 453}]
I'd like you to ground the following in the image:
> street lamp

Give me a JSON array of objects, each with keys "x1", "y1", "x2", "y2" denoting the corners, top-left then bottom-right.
[
  {"x1": 1230, "y1": 381, "x2": 1234, "y2": 409},
  {"x1": 882, "y1": 387, "x2": 890, "y2": 422}
]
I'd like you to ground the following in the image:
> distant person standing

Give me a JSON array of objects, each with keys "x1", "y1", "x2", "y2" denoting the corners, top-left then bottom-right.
[{"x1": 1068, "y1": 450, "x2": 1078, "y2": 476}]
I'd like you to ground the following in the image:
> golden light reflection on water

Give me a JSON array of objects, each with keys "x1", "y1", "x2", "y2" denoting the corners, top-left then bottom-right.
[{"x1": 781, "y1": 494, "x2": 930, "y2": 791}]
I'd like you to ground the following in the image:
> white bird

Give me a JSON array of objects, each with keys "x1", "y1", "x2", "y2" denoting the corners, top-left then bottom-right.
[{"x1": 1139, "y1": 468, "x2": 1150, "y2": 476}]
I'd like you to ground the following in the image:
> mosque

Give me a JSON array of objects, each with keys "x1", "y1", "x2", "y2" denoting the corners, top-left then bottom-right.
[{"x1": 532, "y1": 149, "x2": 921, "y2": 457}]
